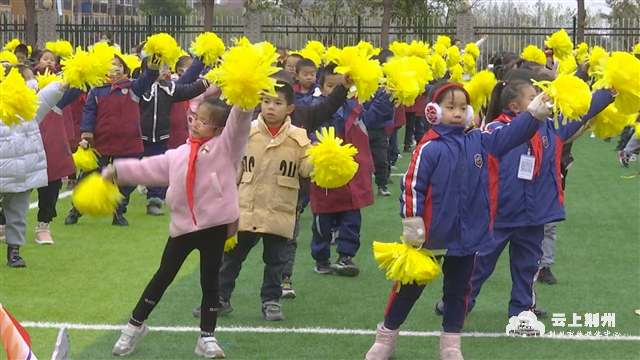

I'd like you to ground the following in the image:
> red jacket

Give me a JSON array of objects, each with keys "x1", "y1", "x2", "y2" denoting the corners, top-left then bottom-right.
[
  {"x1": 310, "y1": 104, "x2": 375, "y2": 214},
  {"x1": 169, "y1": 101, "x2": 190, "y2": 149},
  {"x1": 39, "y1": 111, "x2": 76, "y2": 182}
]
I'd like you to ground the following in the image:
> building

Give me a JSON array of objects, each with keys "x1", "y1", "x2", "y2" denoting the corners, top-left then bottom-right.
[{"x1": 6, "y1": 0, "x2": 138, "y2": 19}]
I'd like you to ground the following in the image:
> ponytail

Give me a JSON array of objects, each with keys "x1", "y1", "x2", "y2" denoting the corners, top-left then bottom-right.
[
  {"x1": 485, "y1": 81, "x2": 509, "y2": 123},
  {"x1": 485, "y1": 79, "x2": 534, "y2": 123}
]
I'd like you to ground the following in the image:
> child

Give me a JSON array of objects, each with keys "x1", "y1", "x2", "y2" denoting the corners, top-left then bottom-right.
[
  {"x1": 104, "y1": 98, "x2": 253, "y2": 359},
  {"x1": 619, "y1": 115, "x2": 640, "y2": 167},
  {"x1": 284, "y1": 53, "x2": 303, "y2": 78},
  {"x1": 365, "y1": 81, "x2": 552, "y2": 360},
  {"x1": 310, "y1": 64, "x2": 394, "y2": 276},
  {"x1": 14, "y1": 44, "x2": 29, "y2": 64},
  {"x1": 0, "y1": 77, "x2": 67, "y2": 267},
  {"x1": 452, "y1": 73, "x2": 614, "y2": 320},
  {"x1": 65, "y1": 54, "x2": 158, "y2": 226},
  {"x1": 217, "y1": 81, "x2": 313, "y2": 321},
  {"x1": 139, "y1": 56, "x2": 208, "y2": 216},
  {"x1": 34, "y1": 49, "x2": 59, "y2": 75},
  {"x1": 293, "y1": 58, "x2": 318, "y2": 106}
]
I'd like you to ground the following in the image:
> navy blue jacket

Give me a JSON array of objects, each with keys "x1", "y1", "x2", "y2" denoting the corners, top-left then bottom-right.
[
  {"x1": 400, "y1": 112, "x2": 542, "y2": 256},
  {"x1": 486, "y1": 89, "x2": 614, "y2": 228}
]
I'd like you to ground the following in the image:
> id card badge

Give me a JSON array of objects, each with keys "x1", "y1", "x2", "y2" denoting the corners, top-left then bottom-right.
[{"x1": 517, "y1": 154, "x2": 536, "y2": 181}]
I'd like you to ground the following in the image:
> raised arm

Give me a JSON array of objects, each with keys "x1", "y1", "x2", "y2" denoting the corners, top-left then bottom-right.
[
  {"x1": 305, "y1": 84, "x2": 349, "y2": 132},
  {"x1": 555, "y1": 89, "x2": 615, "y2": 142},
  {"x1": 360, "y1": 91, "x2": 394, "y2": 129},
  {"x1": 483, "y1": 111, "x2": 542, "y2": 158},
  {"x1": 35, "y1": 82, "x2": 66, "y2": 124},
  {"x1": 130, "y1": 67, "x2": 159, "y2": 98},
  {"x1": 221, "y1": 106, "x2": 254, "y2": 165},
  {"x1": 113, "y1": 151, "x2": 172, "y2": 187},
  {"x1": 176, "y1": 58, "x2": 204, "y2": 85},
  {"x1": 173, "y1": 79, "x2": 210, "y2": 103}
]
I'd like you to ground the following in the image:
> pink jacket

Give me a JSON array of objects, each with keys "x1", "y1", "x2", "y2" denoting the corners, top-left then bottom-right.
[{"x1": 114, "y1": 107, "x2": 253, "y2": 238}]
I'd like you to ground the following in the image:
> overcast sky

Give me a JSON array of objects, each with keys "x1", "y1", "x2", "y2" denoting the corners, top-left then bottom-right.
[{"x1": 522, "y1": 0, "x2": 611, "y2": 13}]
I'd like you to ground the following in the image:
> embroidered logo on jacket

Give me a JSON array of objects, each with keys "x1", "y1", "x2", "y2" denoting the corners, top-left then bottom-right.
[
  {"x1": 542, "y1": 136, "x2": 549, "y2": 148},
  {"x1": 474, "y1": 154, "x2": 483, "y2": 168}
]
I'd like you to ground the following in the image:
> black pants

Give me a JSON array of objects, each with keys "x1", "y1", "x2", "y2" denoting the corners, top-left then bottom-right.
[
  {"x1": 384, "y1": 254, "x2": 476, "y2": 333},
  {"x1": 37, "y1": 179, "x2": 62, "y2": 223},
  {"x1": 404, "y1": 112, "x2": 417, "y2": 148},
  {"x1": 219, "y1": 231, "x2": 288, "y2": 303},
  {"x1": 369, "y1": 128, "x2": 389, "y2": 188},
  {"x1": 131, "y1": 225, "x2": 227, "y2": 333}
]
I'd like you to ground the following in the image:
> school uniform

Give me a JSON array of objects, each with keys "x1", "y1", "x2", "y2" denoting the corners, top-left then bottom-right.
[
  {"x1": 384, "y1": 111, "x2": 543, "y2": 333},
  {"x1": 293, "y1": 82, "x2": 318, "y2": 107},
  {"x1": 309, "y1": 91, "x2": 394, "y2": 263},
  {"x1": 467, "y1": 89, "x2": 614, "y2": 318}
]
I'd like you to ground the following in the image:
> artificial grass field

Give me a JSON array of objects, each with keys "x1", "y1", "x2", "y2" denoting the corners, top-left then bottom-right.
[{"x1": 1, "y1": 134, "x2": 639, "y2": 360}]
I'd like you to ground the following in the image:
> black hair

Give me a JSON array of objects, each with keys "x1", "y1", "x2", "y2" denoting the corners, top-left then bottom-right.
[
  {"x1": 504, "y1": 68, "x2": 541, "y2": 83},
  {"x1": 13, "y1": 64, "x2": 35, "y2": 80},
  {"x1": 14, "y1": 44, "x2": 29, "y2": 55},
  {"x1": 518, "y1": 61, "x2": 544, "y2": 71},
  {"x1": 36, "y1": 49, "x2": 56, "y2": 62},
  {"x1": 113, "y1": 54, "x2": 130, "y2": 77},
  {"x1": 274, "y1": 80, "x2": 295, "y2": 105},
  {"x1": 200, "y1": 96, "x2": 233, "y2": 127},
  {"x1": 485, "y1": 79, "x2": 535, "y2": 122},
  {"x1": 377, "y1": 49, "x2": 395, "y2": 65},
  {"x1": 319, "y1": 63, "x2": 339, "y2": 86},
  {"x1": 427, "y1": 81, "x2": 469, "y2": 104},
  {"x1": 295, "y1": 58, "x2": 317, "y2": 73},
  {"x1": 452, "y1": 38, "x2": 462, "y2": 45},
  {"x1": 176, "y1": 55, "x2": 193, "y2": 70},
  {"x1": 491, "y1": 52, "x2": 524, "y2": 80},
  {"x1": 100, "y1": 32, "x2": 113, "y2": 41},
  {"x1": 287, "y1": 53, "x2": 303, "y2": 60},
  {"x1": 272, "y1": 69, "x2": 294, "y2": 85}
]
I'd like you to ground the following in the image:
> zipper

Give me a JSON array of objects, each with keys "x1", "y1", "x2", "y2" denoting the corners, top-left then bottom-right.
[{"x1": 152, "y1": 86, "x2": 158, "y2": 142}]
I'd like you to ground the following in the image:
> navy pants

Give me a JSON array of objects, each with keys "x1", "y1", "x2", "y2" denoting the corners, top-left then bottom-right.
[
  {"x1": 384, "y1": 255, "x2": 476, "y2": 333},
  {"x1": 143, "y1": 140, "x2": 168, "y2": 200},
  {"x1": 414, "y1": 116, "x2": 428, "y2": 143},
  {"x1": 468, "y1": 226, "x2": 544, "y2": 317},
  {"x1": 311, "y1": 210, "x2": 361, "y2": 262}
]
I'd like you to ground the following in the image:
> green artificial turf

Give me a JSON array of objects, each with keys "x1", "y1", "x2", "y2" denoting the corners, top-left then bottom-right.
[{"x1": 1, "y1": 134, "x2": 639, "y2": 360}]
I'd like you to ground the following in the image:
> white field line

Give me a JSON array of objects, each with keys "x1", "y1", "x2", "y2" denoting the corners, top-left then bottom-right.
[
  {"x1": 21, "y1": 322, "x2": 640, "y2": 341},
  {"x1": 29, "y1": 191, "x2": 72, "y2": 210}
]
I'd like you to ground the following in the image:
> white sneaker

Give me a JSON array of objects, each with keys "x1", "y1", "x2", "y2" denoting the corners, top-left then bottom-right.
[
  {"x1": 0, "y1": 224, "x2": 5, "y2": 242},
  {"x1": 195, "y1": 336, "x2": 225, "y2": 358},
  {"x1": 630, "y1": 154, "x2": 638, "y2": 162},
  {"x1": 112, "y1": 324, "x2": 149, "y2": 357},
  {"x1": 35, "y1": 222, "x2": 54, "y2": 244}
]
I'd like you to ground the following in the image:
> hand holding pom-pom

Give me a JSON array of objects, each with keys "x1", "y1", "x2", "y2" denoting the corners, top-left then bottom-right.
[{"x1": 102, "y1": 165, "x2": 116, "y2": 183}]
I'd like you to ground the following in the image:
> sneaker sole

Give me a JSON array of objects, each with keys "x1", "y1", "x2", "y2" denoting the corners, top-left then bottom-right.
[
  {"x1": 262, "y1": 312, "x2": 284, "y2": 321},
  {"x1": 281, "y1": 290, "x2": 296, "y2": 299},
  {"x1": 194, "y1": 347, "x2": 226, "y2": 359},
  {"x1": 331, "y1": 265, "x2": 360, "y2": 277},
  {"x1": 314, "y1": 268, "x2": 333, "y2": 275},
  {"x1": 8, "y1": 262, "x2": 26, "y2": 268},
  {"x1": 35, "y1": 239, "x2": 54, "y2": 245},
  {"x1": 113, "y1": 325, "x2": 149, "y2": 357}
]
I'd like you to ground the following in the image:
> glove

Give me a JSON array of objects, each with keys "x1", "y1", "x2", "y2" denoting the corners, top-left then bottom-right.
[
  {"x1": 527, "y1": 92, "x2": 552, "y2": 121},
  {"x1": 80, "y1": 132, "x2": 94, "y2": 149},
  {"x1": 402, "y1": 217, "x2": 426, "y2": 249}
]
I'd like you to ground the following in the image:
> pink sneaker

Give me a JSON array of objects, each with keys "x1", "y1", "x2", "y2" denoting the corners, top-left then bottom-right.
[
  {"x1": 365, "y1": 323, "x2": 399, "y2": 360},
  {"x1": 35, "y1": 222, "x2": 54, "y2": 245},
  {"x1": 439, "y1": 332, "x2": 463, "y2": 360}
]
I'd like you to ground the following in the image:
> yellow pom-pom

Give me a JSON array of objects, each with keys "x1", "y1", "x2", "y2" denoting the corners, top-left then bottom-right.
[
  {"x1": 298, "y1": 47, "x2": 322, "y2": 67},
  {"x1": 61, "y1": 46, "x2": 112, "y2": 91},
  {"x1": 464, "y1": 70, "x2": 498, "y2": 116},
  {"x1": 575, "y1": 42, "x2": 590, "y2": 64},
  {"x1": 593, "y1": 51, "x2": 640, "y2": 115},
  {"x1": 3, "y1": 39, "x2": 20, "y2": 52},
  {"x1": 445, "y1": 46, "x2": 462, "y2": 68},
  {"x1": 0, "y1": 68, "x2": 40, "y2": 128},
  {"x1": 232, "y1": 37, "x2": 251, "y2": 47},
  {"x1": 190, "y1": 32, "x2": 225, "y2": 67},
  {"x1": 357, "y1": 40, "x2": 379, "y2": 57},
  {"x1": 463, "y1": 53, "x2": 476, "y2": 75},
  {"x1": 545, "y1": 29, "x2": 573, "y2": 60},
  {"x1": 587, "y1": 46, "x2": 609, "y2": 80},
  {"x1": 383, "y1": 57, "x2": 422, "y2": 107},
  {"x1": 557, "y1": 56, "x2": 577, "y2": 76},
  {"x1": 389, "y1": 41, "x2": 409, "y2": 57},
  {"x1": 225, "y1": 234, "x2": 238, "y2": 252},
  {"x1": 302, "y1": 40, "x2": 325, "y2": 66},
  {"x1": 449, "y1": 64, "x2": 463, "y2": 83},
  {"x1": 46, "y1": 40, "x2": 73, "y2": 59},
  {"x1": 145, "y1": 33, "x2": 182, "y2": 67},
  {"x1": 435, "y1": 36, "x2": 451, "y2": 49},
  {"x1": 72, "y1": 147, "x2": 100, "y2": 171},
  {"x1": 406, "y1": 56, "x2": 433, "y2": 89},
  {"x1": 428, "y1": 54, "x2": 447, "y2": 80},
  {"x1": 407, "y1": 40, "x2": 430, "y2": 59},
  {"x1": 27, "y1": 45, "x2": 32, "y2": 56},
  {"x1": 37, "y1": 69, "x2": 61, "y2": 90},
  {"x1": 521, "y1": 45, "x2": 546, "y2": 65},
  {"x1": 634, "y1": 44, "x2": 640, "y2": 55},
  {"x1": 323, "y1": 46, "x2": 341, "y2": 63},
  {"x1": 207, "y1": 41, "x2": 280, "y2": 109},
  {"x1": 72, "y1": 173, "x2": 124, "y2": 216},
  {"x1": 0, "y1": 50, "x2": 18, "y2": 65},
  {"x1": 323, "y1": 46, "x2": 382, "y2": 103},
  {"x1": 533, "y1": 74, "x2": 592, "y2": 126},
  {"x1": 120, "y1": 53, "x2": 142, "y2": 74},
  {"x1": 306, "y1": 127, "x2": 359, "y2": 189},
  {"x1": 591, "y1": 103, "x2": 637, "y2": 139},
  {"x1": 372, "y1": 240, "x2": 441, "y2": 286},
  {"x1": 464, "y1": 43, "x2": 480, "y2": 60}
]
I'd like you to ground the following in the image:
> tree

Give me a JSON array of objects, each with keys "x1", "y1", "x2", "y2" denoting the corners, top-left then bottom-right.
[
  {"x1": 577, "y1": 0, "x2": 586, "y2": 43},
  {"x1": 605, "y1": 0, "x2": 640, "y2": 21},
  {"x1": 140, "y1": 0, "x2": 192, "y2": 17},
  {"x1": 204, "y1": 0, "x2": 215, "y2": 31},
  {"x1": 24, "y1": 0, "x2": 36, "y2": 47},
  {"x1": 381, "y1": 0, "x2": 394, "y2": 48}
]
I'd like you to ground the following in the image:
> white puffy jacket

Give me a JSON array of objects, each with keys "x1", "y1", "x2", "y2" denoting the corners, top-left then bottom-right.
[{"x1": 0, "y1": 82, "x2": 66, "y2": 193}]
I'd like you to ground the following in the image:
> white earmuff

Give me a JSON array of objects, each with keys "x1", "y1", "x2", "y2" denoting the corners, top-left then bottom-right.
[{"x1": 425, "y1": 103, "x2": 443, "y2": 125}]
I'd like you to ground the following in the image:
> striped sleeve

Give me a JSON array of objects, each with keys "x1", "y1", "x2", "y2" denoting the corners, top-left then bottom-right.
[{"x1": 400, "y1": 140, "x2": 436, "y2": 218}]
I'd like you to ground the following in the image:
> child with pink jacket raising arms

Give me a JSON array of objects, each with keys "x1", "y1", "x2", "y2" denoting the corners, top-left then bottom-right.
[{"x1": 102, "y1": 97, "x2": 253, "y2": 359}]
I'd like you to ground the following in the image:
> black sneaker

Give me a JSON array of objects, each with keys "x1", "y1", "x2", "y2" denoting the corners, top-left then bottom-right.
[
  {"x1": 314, "y1": 261, "x2": 333, "y2": 274},
  {"x1": 64, "y1": 208, "x2": 82, "y2": 225},
  {"x1": 403, "y1": 145, "x2": 413, "y2": 153},
  {"x1": 193, "y1": 300, "x2": 233, "y2": 318},
  {"x1": 533, "y1": 308, "x2": 548, "y2": 318},
  {"x1": 377, "y1": 187, "x2": 391, "y2": 197},
  {"x1": 331, "y1": 256, "x2": 360, "y2": 277},
  {"x1": 112, "y1": 212, "x2": 129, "y2": 226},
  {"x1": 261, "y1": 301, "x2": 284, "y2": 321},
  {"x1": 537, "y1": 267, "x2": 557, "y2": 285},
  {"x1": 434, "y1": 299, "x2": 474, "y2": 316},
  {"x1": 7, "y1": 246, "x2": 26, "y2": 268}
]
